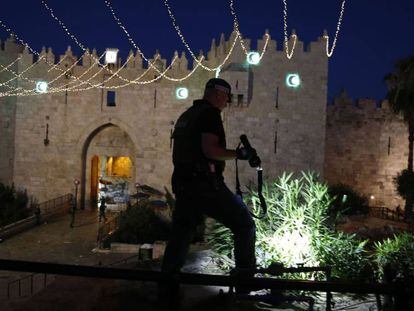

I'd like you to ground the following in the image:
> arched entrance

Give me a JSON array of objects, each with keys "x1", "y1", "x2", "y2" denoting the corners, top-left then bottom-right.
[{"x1": 80, "y1": 123, "x2": 136, "y2": 210}]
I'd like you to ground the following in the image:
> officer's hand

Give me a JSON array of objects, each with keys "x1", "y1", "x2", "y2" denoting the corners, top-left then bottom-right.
[{"x1": 236, "y1": 147, "x2": 257, "y2": 160}]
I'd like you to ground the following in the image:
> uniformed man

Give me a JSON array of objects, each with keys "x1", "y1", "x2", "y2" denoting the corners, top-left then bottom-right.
[{"x1": 161, "y1": 78, "x2": 257, "y2": 298}]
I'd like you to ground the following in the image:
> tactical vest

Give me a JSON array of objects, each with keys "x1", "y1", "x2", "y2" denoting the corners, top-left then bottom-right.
[{"x1": 172, "y1": 101, "x2": 212, "y2": 173}]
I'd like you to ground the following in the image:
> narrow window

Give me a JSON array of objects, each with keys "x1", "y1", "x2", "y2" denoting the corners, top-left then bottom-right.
[
  {"x1": 236, "y1": 80, "x2": 239, "y2": 90},
  {"x1": 275, "y1": 86, "x2": 279, "y2": 108},
  {"x1": 237, "y1": 94, "x2": 243, "y2": 106},
  {"x1": 154, "y1": 89, "x2": 157, "y2": 108},
  {"x1": 388, "y1": 136, "x2": 391, "y2": 155},
  {"x1": 107, "y1": 91, "x2": 116, "y2": 107},
  {"x1": 274, "y1": 131, "x2": 278, "y2": 154}
]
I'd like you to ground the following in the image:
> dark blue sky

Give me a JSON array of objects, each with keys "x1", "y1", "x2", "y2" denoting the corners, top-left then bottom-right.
[{"x1": 2, "y1": 0, "x2": 413, "y2": 101}]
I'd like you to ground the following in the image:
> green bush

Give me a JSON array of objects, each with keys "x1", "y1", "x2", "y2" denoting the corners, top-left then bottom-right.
[
  {"x1": 374, "y1": 233, "x2": 414, "y2": 282},
  {"x1": 0, "y1": 183, "x2": 32, "y2": 227},
  {"x1": 113, "y1": 201, "x2": 171, "y2": 244},
  {"x1": 207, "y1": 172, "x2": 370, "y2": 280},
  {"x1": 328, "y1": 183, "x2": 369, "y2": 217},
  {"x1": 395, "y1": 169, "x2": 414, "y2": 200},
  {"x1": 314, "y1": 231, "x2": 371, "y2": 280}
]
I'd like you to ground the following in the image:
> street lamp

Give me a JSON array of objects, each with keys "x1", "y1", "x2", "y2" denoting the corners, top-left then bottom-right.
[{"x1": 70, "y1": 179, "x2": 80, "y2": 228}]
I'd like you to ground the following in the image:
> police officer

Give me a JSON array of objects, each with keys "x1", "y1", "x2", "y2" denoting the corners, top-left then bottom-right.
[{"x1": 161, "y1": 78, "x2": 257, "y2": 297}]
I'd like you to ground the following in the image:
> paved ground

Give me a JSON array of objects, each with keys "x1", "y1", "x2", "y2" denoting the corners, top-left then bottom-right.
[
  {"x1": 0, "y1": 211, "x2": 396, "y2": 310},
  {"x1": 0, "y1": 210, "x2": 129, "y2": 306}
]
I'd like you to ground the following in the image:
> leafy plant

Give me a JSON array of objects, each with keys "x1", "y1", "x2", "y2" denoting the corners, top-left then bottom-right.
[
  {"x1": 374, "y1": 233, "x2": 414, "y2": 282},
  {"x1": 206, "y1": 172, "x2": 370, "y2": 280},
  {"x1": 314, "y1": 232, "x2": 371, "y2": 280}
]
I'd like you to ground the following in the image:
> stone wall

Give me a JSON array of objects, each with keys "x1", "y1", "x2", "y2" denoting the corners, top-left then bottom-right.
[
  {"x1": 325, "y1": 92, "x2": 407, "y2": 208},
  {"x1": 0, "y1": 32, "x2": 328, "y2": 206},
  {"x1": 0, "y1": 37, "x2": 24, "y2": 185}
]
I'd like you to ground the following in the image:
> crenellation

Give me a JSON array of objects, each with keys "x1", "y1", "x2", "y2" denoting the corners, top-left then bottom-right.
[
  {"x1": 126, "y1": 50, "x2": 135, "y2": 68},
  {"x1": 81, "y1": 48, "x2": 92, "y2": 67},
  {"x1": 257, "y1": 30, "x2": 276, "y2": 52}
]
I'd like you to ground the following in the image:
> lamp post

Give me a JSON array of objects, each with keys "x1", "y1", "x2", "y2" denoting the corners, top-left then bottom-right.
[{"x1": 70, "y1": 179, "x2": 80, "y2": 228}]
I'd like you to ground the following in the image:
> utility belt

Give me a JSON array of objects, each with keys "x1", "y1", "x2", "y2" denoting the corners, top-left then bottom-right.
[{"x1": 173, "y1": 163, "x2": 223, "y2": 191}]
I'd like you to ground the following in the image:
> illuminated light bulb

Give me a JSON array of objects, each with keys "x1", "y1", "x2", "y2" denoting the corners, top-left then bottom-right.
[
  {"x1": 176, "y1": 87, "x2": 189, "y2": 99},
  {"x1": 36, "y1": 81, "x2": 49, "y2": 93},
  {"x1": 370, "y1": 195, "x2": 375, "y2": 200},
  {"x1": 286, "y1": 74, "x2": 301, "y2": 88},
  {"x1": 247, "y1": 51, "x2": 261, "y2": 65},
  {"x1": 105, "y1": 49, "x2": 119, "y2": 64}
]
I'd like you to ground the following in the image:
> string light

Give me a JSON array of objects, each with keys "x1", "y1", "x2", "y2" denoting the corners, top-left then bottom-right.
[
  {"x1": 161, "y1": 0, "x2": 239, "y2": 72},
  {"x1": 282, "y1": 0, "x2": 297, "y2": 60},
  {"x1": 323, "y1": 0, "x2": 346, "y2": 57},
  {"x1": 47, "y1": 55, "x2": 67, "y2": 72},
  {"x1": 0, "y1": 52, "x2": 182, "y2": 98},
  {"x1": 0, "y1": 56, "x2": 45, "y2": 87},
  {"x1": 42, "y1": 0, "x2": 196, "y2": 84},
  {"x1": 0, "y1": 56, "x2": 22, "y2": 73},
  {"x1": 0, "y1": 19, "x2": 101, "y2": 89},
  {"x1": 104, "y1": 0, "x2": 212, "y2": 80},
  {"x1": 229, "y1": 0, "x2": 271, "y2": 63}
]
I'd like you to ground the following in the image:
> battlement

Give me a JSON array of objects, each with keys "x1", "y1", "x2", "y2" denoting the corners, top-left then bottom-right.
[
  {"x1": 329, "y1": 90, "x2": 391, "y2": 112},
  {"x1": 0, "y1": 30, "x2": 328, "y2": 73}
]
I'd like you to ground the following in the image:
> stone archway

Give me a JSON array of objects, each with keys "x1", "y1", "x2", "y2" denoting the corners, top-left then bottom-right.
[{"x1": 80, "y1": 123, "x2": 136, "y2": 209}]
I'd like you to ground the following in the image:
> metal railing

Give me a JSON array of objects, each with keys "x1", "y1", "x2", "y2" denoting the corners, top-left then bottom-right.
[
  {"x1": 0, "y1": 194, "x2": 73, "y2": 240},
  {"x1": 38, "y1": 193, "x2": 73, "y2": 215},
  {"x1": 369, "y1": 206, "x2": 406, "y2": 222},
  {"x1": 0, "y1": 258, "x2": 412, "y2": 310},
  {"x1": 6, "y1": 273, "x2": 55, "y2": 300},
  {"x1": 5, "y1": 254, "x2": 140, "y2": 301}
]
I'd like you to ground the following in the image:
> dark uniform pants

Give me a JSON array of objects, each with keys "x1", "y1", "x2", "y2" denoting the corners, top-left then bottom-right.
[{"x1": 162, "y1": 175, "x2": 256, "y2": 274}]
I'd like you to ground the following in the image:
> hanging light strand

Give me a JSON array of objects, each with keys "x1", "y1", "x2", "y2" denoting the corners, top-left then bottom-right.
[
  {"x1": 42, "y1": 0, "x2": 188, "y2": 84},
  {"x1": 228, "y1": 0, "x2": 249, "y2": 56},
  {"x1": 0, "y1": 56, "x2": 45, "y2": 87},
  {"x1": 104, "y1": 0, "x2": 207, "y2": 80},
  {"x1": 324, "y1": 0, "x2": 346, "y2": 57},
  {"x1": 0, "y1": 56, "x2": 22, "y2": 73},
  {"x1": 282, "y1": 0, "x2": 297, "y2": 60},
  {"x1": 0, "y1": 19, "x2": 101, "y2": 89},
  {"x1": 47, "y1": 55, "x2": 67, "y2": 72},
  {"x1": 163, "y1": 0, "x2": 244, "y2": 70},
  {"x1": 228, "y1": 0, "x2": 270, "y2": 60}
]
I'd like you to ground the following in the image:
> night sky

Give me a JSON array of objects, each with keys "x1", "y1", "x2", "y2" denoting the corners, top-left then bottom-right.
[{"x1": 2, "y1": 0, "x2": 413, "y2": 101}]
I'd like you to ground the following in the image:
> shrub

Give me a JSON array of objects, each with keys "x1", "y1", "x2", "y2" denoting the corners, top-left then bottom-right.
[
  {"x1": 113, "y1": 201, "x2": 171, "y2": 244},
  {"x1": 206, "y1": 172, "x2": 370, "y2": 280},
  {"x1": 0, "y1": 183, "x2": 32, "y2": 227},
  {"x1": 374, "y1": 232, "x2": 414, "y2": 282},
  {"x1": 328, "y1": 183, "x2": 369, "y2": 217}
]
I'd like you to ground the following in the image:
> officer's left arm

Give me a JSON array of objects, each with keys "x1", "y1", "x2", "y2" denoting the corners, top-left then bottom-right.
[{"x1": 202, "y1": 133, "x2": 237, "y2": 161}]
